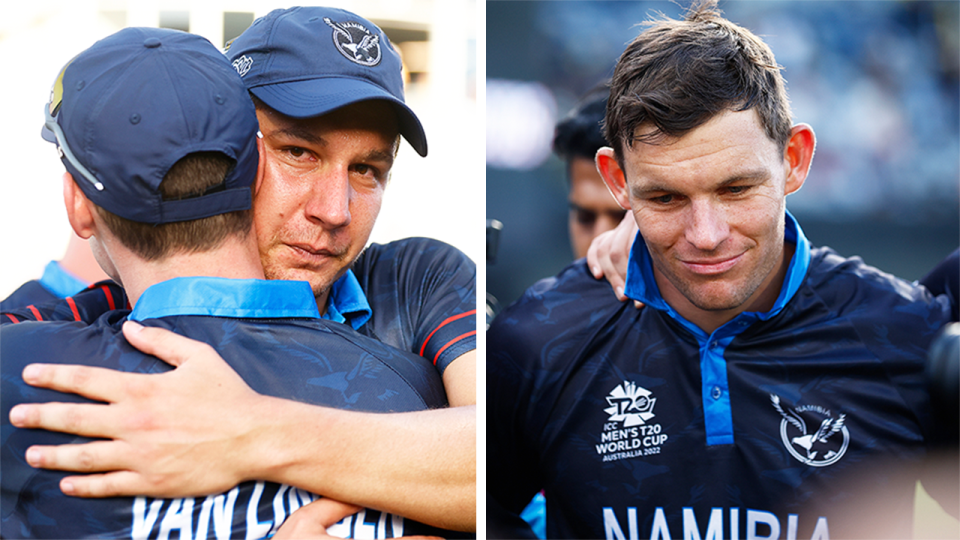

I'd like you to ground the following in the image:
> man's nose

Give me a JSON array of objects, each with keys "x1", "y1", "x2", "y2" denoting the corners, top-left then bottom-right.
[
  {"x1": 304, "y1": 169, "x2": 351, "y2": 228},
  {"x1": 684, "y1": 200, "x2": 729, "y2": 251}
]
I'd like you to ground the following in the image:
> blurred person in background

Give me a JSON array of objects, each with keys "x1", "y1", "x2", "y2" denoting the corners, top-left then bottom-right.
[{"x1": 553, "y1": 86, "x2": 626, "y2": 260}]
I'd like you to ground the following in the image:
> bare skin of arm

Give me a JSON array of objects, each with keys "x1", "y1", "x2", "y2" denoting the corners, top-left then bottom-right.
[
  {"x1": 585, "y1": 211, "x2": 645, "y2": 308},
  {"x1": 9, "y1": 321, "x2": 477, "y2": 532}
]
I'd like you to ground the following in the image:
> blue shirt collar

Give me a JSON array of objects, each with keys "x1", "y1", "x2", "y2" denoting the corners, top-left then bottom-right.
[
  {"x1": 323, "y1": 269, "x2": 371, "y2": 330},
  {"x1": 623, "y1": 211, "x2": 811, "y2": 332},
  {"x1": 130, "y1": 276, "x2": 321, "y2": 322},
  {"x1": 40, "y1": 260, "x2": 90, "y2": 299}
]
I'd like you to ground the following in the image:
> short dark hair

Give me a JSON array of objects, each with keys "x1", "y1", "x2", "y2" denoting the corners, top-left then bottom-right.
[
  {"x1": 553, "y1": 86, "x2": 610, "y2": 163},
  {"x1": 95, "y1": 152, "x2": 253, "y2": 261},
  {"x1": 604, "y1": 0, "x2": 792, "y2": 164}
]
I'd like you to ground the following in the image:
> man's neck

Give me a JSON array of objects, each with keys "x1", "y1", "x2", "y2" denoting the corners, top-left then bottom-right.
[
  {"x1": 315, "y1": 289, "x2": 331, "y2": 317},
  {"x1": 117, "y1": 236, "x2": 265, "y2": 306}
]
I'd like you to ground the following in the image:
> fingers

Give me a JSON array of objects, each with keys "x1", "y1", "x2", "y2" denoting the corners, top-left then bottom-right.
[
  {"x1": 58, "y1": 470, "x2": 147, "y2": 498},
  {"x1": 305, "y1": 498, "x2": 364, "y2": 526},
  {"x1": 586, "y1": 229, "x2": 610, "y2": 280},
  {"x1": 20, "y1": 363, "x2": 136, "y2": 403},
  {"x1": 274, "y1": 498, "x2": 363, "y2": 539},
  {"x1": 587, "y1": 212, "x2": 638, "y2": 301},
  {"x1": 10, "y1": 401, "x2": 120, "y2": 438},
  {"x1": 122, "y1": 320, "x2": 215, "y2": 368},
  {"x1": 22, "y1": 440, "x2": 130, "y2": 473}
]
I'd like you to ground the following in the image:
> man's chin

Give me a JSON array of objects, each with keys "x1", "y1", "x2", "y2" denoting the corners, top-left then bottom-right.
[
  {"x1": 681, "y1": 284, "x2": 753, "y2": 313},
  {"x1": 263, "y1": 268, "x2": 331, "y2": 291}
]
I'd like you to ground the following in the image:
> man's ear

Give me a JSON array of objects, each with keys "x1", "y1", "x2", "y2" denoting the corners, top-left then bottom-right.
[
  {"x1": 62, "y1": 172, "x2": 97, "y2": 239},
  {"x1": 784, "y1": 124, "x2": 816, "y2": 196},
  {"x1": 596, "y1": 147, "x2": 631, "y2": 210},
  {"x1": 254, "y1": 134, "x2": 266, "y2": 195}
]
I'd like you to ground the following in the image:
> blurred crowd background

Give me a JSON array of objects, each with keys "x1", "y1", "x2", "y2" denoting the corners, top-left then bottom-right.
[{"x1": 487, "y1": 0, "x2": 960, "y2": 309}]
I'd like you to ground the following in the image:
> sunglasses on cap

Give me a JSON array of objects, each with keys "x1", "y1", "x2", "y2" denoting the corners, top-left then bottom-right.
[{"x1": 43, "y1": 58, "x2": 104, "y2": 192}]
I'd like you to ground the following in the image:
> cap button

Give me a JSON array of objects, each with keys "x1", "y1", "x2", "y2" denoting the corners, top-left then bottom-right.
[{"x1": 144, "y1": 37, "x2": 161, "y2": 48}]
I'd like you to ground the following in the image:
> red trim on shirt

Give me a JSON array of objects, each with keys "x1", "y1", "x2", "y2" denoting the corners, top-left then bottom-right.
[
  {"x1": 419, "y1": 309, "x2": 477, "y2": 357},
  {"x1": 433, "y1": 331, "x2": 477, "y2": 366},
  {"x1": 66, "y1": 296, "x2": 81, "y2": 321},
  {"x1": 100, "y1": 285, "x2": 116, "y2": 311},
  {"x1": 4, "y1": 313, "x2": 20, "y2": 323},
  {"x1": 27, "y1": 305, "x2": 43, "y2": 321}
]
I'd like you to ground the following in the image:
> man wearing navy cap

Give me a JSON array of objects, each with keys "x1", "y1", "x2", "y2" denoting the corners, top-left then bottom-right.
[
  {"x1": 1, "y1": 26, "x2": 471, "y2": 539},
  {"x1": 6, "y1": 6, "x2": 476, "y2": 534}
]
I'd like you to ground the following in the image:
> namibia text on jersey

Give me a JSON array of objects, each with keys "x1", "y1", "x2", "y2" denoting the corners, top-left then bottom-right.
[{"x1": 603, "y1": 506, "x2": 829, "y2": 540}]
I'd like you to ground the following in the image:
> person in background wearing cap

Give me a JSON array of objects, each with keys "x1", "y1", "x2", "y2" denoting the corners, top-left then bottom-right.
[
  {"x1": 1, "y1": 26, "x2": 473, "y2": 539},
  {"x1": 6, "y1": 6, "x2": 477, "y2": 533},
  {"x1": 553, "y1": 86, "x2": 626, "y2": 261}
]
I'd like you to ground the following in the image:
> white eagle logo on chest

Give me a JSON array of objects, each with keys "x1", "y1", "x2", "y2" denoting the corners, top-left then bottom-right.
[{"x1": 770, "y1": 394, "x2": 850, "y2": 467}]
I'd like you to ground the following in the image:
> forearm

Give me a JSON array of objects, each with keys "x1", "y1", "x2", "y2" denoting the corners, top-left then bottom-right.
[{"x1": 245, "y1": 397, "x2": 477, "y2": 531}]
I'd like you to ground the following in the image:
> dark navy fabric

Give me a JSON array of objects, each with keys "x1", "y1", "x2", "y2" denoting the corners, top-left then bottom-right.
[
  {"x1": 352, "y1": 237, "x2": 477, "y2": 374},
  {"x1": 1, "y1": 277, "x2": 470, "y2": 539},
  {"x1": 0, "y1": 261, "x2": 84, "y2": 311},
  {"x1": 919, "y1": 248, "x2": 959, "y2": 322},
  {"x1": 1, "y1": 280, "x2": 126, "y2": 325},
  {"x1": 0, "y1": 279, "x2": 57, "y2": 312},
  {"x1": 487, "y1": 217, "x2": 952, "y2": 540}
]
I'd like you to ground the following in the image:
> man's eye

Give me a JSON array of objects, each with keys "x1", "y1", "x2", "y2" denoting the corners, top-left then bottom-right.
[
  {"x1": 353, "y1": 164, "x2": 381, "y2": 179},
  {"x1": 652, "y1": 194, "x2": 674, "y2": 204},
  {"x1": 574, "y1": 209, "x2": 597, "y2": 225},
  {"x1": 288, "y1": 147, "x2": 306, "y2": 158},
  {"x1": 727, "y1": 185, "x2": 748, "y2": 194}
]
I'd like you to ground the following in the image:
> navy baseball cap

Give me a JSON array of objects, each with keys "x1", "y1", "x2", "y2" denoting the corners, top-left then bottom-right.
[
  {"x1": 225, "y1": 6, "x2": 428, "y2": 157},
  {"x1": 42, "y1": 27, "x2": 260, "y2": 224}
]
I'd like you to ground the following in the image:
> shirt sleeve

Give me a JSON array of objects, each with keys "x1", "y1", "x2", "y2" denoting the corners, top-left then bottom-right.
[{"x1": 352, "y1": 238, "x2": 477, "y2": 375}]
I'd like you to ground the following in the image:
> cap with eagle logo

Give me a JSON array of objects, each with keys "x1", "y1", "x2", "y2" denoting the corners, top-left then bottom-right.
[
  {"x1": 225, "y1": 6, "x2": 427, "y2": 157},
  {"x1": 40, "y1": 27, "x2": 259, "y2": 225}
]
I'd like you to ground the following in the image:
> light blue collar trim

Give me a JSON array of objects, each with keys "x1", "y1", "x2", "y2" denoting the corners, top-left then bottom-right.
[
  {"x1": 771, "y1": 211, "x2": 810, "y2": 320},
  {"x1": 623, "y1": 210, "x2": 810, "y2": 328},
  {"x1": 40, "y1": 260, "x2": 89, "y2": 299},
  {"x1": 323, "y1": 269, "x2": 372, "y2": 330},
  {"x1": 130, "y1": 276, "x2": 320, "y2": 322}
]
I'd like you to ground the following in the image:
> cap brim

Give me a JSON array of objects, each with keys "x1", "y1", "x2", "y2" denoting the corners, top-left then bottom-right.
[{"x1": 250, "y1": 78, "x2": 428, "y2": 157}]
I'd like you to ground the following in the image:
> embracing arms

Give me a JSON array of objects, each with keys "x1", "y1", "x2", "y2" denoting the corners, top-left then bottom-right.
[{"x1": 11, "y1": 322, "x2": 477, "y2": 532}]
